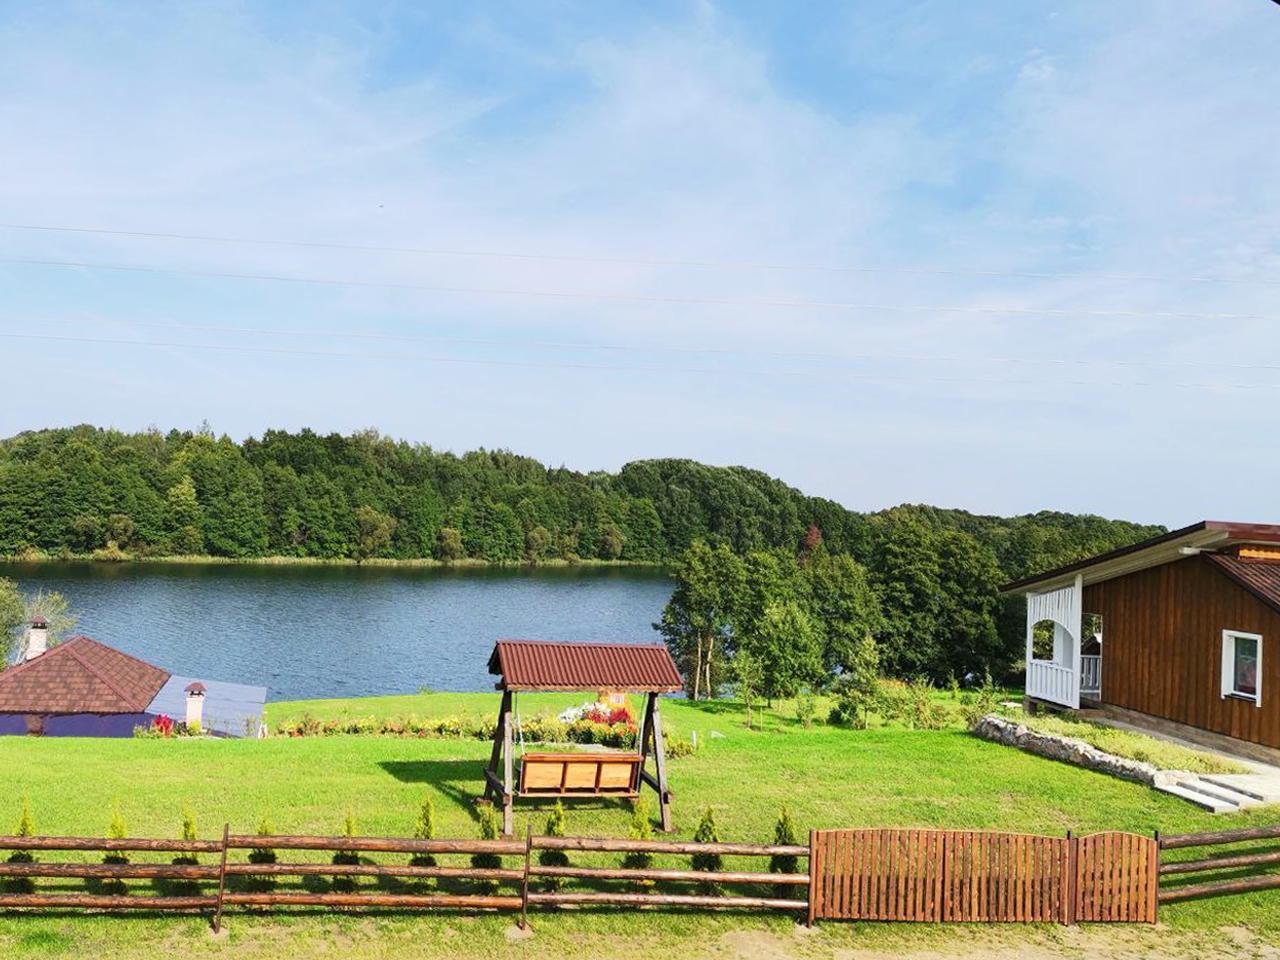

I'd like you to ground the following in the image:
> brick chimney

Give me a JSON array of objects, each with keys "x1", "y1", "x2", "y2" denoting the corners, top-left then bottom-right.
[
  {"x1": 24, "y1": 617, "x2": 49, "y2": 661},
  {"x1": 184, "y1": 682, "x2": 206, "y2": 730}
]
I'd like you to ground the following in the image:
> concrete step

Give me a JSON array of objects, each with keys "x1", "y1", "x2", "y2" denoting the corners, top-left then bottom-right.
[
  {"x1": 1178, "y1": 778, "x2": 1261, "y2": 809},
  {"x1": 1154, "y1": 781, "x2": 1239, "y2": 813},
  {"x1": 1200, "y1": 775, "x2": 1276, "y2": 804}
]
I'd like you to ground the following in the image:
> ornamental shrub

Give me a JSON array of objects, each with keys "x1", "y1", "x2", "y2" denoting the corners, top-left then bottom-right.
[
  {"x1": 2, "y1": 797, "x2": 35, "y2": 895},
  {"x1": 331, "y1": 812, "x2": 360, "y2": 893},
  {"x1": 470, "y1": 805, "x2": 502, "y2": 895},
  {"x1": 245, "y1": 812, "x2": 278, "y2": 893},
  {"x1": 166, "y1": 801, "x2": 201, "y2": 897},
  {"x1": 621, "y1": 797, "x2": 653, "y2": 885},
  {"x1": 691, "y1": 807, "x2": 722, "y2": 895},
  {"x1": 409, "y1": 793, "x2": 437, "y2": 885},
  {"x1": 98, "y1": 801, "x2": 129, "y2": 896},
  {"x1": 769, "y1": 806, "x2": 801, "y2": 898},
  {"x1": 537, "y1": 801, "x2": 570, "y2": 892}
]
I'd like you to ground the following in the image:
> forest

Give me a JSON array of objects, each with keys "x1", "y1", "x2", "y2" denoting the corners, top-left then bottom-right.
[{"x1": 0, "y1": 424, "x2": 1163, "y2": 679}]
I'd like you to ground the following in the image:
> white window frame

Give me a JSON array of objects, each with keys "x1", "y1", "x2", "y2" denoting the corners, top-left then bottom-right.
[{"x1": 1221, "y1": 630, "x2": 1263, "y2": 707}]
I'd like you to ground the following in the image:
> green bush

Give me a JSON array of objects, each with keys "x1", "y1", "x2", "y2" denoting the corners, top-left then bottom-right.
[
  {"x1": 409, "y1": 794, "x2": 438, "y2": 881},
  {"x1": 245, "y1": 813, "x2": 278, "y2": 893},
  {"x1": 769, "y1": 807, "x2": 801, "y2": 898},
  {"x1": 470, "y1": 805, "x2": 503, "y2": 895},
  {"x1": 537, "y1": 801, "x2": 570, "y2": 892},
  {"x1": 2, "y1": 797, "x2": 36, "y2": 895},
  {"x1": 331, "y1": 812, "x2": 360, "y2": 893},
  {"x1": 96, "y1": 801, "x2": 129, "y2": 896},
  {"x1": 165, "y1": 802, "x2": 201, "y2": 897},
  {"x1": 691, "y1": 807, "x2": 722, "y2": 895},
  {"x1": 621, "y1": 797, "x2": 654, "y2": 884}
]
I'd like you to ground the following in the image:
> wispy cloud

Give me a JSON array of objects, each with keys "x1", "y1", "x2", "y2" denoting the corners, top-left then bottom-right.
[{"x1": 1, "y1": 0, "x2": 1278, "y2": 522}]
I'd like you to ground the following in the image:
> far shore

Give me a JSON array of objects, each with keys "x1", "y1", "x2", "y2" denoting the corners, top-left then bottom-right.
[{"x1": 0, "y1": 552, "x2": 665, "y2": 570}]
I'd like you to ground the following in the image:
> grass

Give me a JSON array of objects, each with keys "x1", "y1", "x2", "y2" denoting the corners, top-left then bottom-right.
[
  {"x1": 1, "y1": 692, "x2": 1279, "y2": 959},
  {"x1": 1018, "y1": 712, "x2": 1248, "y2": 775}
]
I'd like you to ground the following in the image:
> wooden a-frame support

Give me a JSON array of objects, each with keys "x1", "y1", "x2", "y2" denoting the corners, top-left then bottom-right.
[{"x1": 483, "y1": 690, "x2": 673, "y2": 836}]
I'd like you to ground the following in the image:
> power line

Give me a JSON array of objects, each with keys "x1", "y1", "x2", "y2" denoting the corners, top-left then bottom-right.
[
  {"x1": 10, "y1": 311, "x2": 1280, "y2": 374},
  {"x1": 3, "y1": 256, "x2": 1279, "y2": 322},
  {"x1": 1, "y1": 221, "x2": 1276, "y2": 287},
  {"x1": 4, "y1": 330, "x2": 1280, "y2": 391}
]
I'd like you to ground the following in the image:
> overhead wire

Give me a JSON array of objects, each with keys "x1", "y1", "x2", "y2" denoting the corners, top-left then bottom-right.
[
  {"x1": 2, "y1": 257, "x2": 1279, "y2": 321},
  {"x1": 3, "y1": 330, "x2": 1280, "y2": 391},
  {"x1": 8, "y1": 311, "x2": 1280, "y2": 374},
  {"x1": 1, "y1": 221, "x2": 1276, "y2": 286}
]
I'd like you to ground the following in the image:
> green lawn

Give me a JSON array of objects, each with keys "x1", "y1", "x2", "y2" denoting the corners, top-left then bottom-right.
[{"x1": 1, "y1": 693, "x2": 1278, "y2": 959}]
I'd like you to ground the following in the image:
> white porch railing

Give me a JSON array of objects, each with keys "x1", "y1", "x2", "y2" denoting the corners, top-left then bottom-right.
[
  {"x1": 1026, "y1": 660, "x2": 1079, "y2": 709},
  {"x1": 1080, "y1": 655, "x2": 1101, "y2": 696}
]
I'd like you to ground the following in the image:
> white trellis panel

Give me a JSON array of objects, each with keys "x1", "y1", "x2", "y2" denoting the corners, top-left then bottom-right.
[{"x1": 1025, "y1": 576, "x2": 1082, "y2": 709}]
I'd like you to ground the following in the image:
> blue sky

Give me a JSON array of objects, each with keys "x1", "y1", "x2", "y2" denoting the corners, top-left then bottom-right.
[{"x1": 2, "y1": 1, "x2": 1279, "y2": 524}]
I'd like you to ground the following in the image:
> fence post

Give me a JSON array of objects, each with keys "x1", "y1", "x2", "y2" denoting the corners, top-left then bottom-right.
[
  {"x1": 520, "y1": 823, "x2": 532, "y2": 930},
  {"x1": 1063, "y1": 831, "x2": 1076, "y2": 926},
  {"x1": 1151, "y1": 830, "x2": 1161, "y2": 924},
  {"x1": 212, "y1": 824, "x2": 230, "y2": 936},
  {"x1": 806, "y1": 829, "x2": 817, "y2": 927}
]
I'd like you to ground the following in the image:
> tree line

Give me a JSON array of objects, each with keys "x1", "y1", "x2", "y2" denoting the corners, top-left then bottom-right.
[{"x1": 0, "y1": 424, "x2": 1163, "y2": 674}]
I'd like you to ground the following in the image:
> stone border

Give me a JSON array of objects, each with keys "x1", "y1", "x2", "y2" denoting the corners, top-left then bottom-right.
[{"x1": 972, "y1": 714, "x2": 1189, "y2": 787}]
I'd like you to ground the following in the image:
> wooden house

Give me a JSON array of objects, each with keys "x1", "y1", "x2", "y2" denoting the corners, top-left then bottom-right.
[{"x1": 1004, "y1": 521, "x2": 1280, "y2": 763}]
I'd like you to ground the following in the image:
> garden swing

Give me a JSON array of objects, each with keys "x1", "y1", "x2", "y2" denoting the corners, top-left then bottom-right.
[{"x1": 482, "y1": 639, "x2": 684, "y2": 836}]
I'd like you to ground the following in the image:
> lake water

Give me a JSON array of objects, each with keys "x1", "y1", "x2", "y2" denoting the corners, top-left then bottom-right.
[{"x1": 0, "y1": 563, "x2": 675, "y2": 701}]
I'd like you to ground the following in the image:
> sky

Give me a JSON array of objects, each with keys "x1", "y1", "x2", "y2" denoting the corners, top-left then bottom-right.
[{"x1": 1, "y1": 0, "x2": 1279, "y2": 526}]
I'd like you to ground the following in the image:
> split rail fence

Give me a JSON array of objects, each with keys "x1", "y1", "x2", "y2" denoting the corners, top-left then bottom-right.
[
  {"x1": 1158, "y1": 823, "x2": 1280, "y2": 905},
  {"x1": 4, "y1": 823, "x2": 1278, "y2": 929}
]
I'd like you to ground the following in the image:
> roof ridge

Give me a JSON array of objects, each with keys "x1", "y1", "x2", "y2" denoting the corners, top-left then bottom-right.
[
  {"x1": 0, "y1": 636, "x2": 77, "y2": 684},
  {"x1": 61, "y1": 641, "x2": 168, "y2": 711}
]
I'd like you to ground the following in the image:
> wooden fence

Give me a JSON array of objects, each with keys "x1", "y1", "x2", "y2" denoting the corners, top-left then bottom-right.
[
  {"x1": 808, "y1": 829, "x2": 1157, "y2": 924},
  {"x1": 1158, "y1": 823, "x2": 1280, "y2": 904},
  {"x1": 12, "y1": 822, "x2": 1280, "y2": 929},
  {"x1": 0, "y1": 828, "x2": 809, "y2": 931}
]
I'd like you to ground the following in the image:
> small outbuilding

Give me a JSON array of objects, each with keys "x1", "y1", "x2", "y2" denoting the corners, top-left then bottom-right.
[
  {"x1": 1005, "y1": 520, "x2": 1280, "y2": 763},
  {"x1": 0, "y1": 625, "x2": 266, "y2": 738}
]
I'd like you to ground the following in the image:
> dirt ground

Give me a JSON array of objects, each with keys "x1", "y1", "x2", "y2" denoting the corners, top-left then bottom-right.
[{"x1": 711, "y1": 923, "x2": 1280, "y2": 960}]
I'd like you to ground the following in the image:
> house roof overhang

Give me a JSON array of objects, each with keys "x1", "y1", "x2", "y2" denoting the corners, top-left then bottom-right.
[{"x1": 1001, "y1": 521, "x2": 1280, "y2": 595}]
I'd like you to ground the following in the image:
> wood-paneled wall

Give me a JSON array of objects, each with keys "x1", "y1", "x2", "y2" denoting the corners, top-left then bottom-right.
[{"x1": 1085, "y1": 556, "x2": 1280, "y2": 749}]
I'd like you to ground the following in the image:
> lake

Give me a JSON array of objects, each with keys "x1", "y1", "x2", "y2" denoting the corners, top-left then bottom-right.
[{"x1": 0, "y1": 563, "x2": 675, "y2": 701}]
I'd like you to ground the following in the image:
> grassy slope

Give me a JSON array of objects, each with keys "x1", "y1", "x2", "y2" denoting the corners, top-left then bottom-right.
[{"x1": 1, "y1": 693, "x2": 1277, "y2": 959}]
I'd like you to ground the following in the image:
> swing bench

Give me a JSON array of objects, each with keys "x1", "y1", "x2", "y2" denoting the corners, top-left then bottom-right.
[{"x1": 482, "y1": 639, "x2": 684, "y2": 836}]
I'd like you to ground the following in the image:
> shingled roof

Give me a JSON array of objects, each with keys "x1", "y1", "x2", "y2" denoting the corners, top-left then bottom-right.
[
  {"x1": 488, "y1": 639, "x2": 683, "y2": 693},
  {"x1": 1206, "y1": 553, "x2": 1280, "y2": 617},
  {"x1": 0, "y1": 636, "x2": 171, "y2": 714}
]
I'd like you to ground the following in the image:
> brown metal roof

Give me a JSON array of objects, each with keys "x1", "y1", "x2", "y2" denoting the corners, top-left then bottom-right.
[
  {"x1": 0, "y1": 636, "x2": 171, "y2": 715},
  {"x1": 488, "y1": 639, "x2": 684, "y2": 692},
  {"x1": 1001, "y1": 520, "x2": 1280, "y2": 594},
  {"x1": 1206, "y1": 554, "x2": 1280, "y2": 617}
]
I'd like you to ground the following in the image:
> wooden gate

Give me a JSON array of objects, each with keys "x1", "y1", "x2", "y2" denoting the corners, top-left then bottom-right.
[
  {"x1": 1074, "y1": 832, "x2": 1158, "y2": 923},
  {"x1": 809, "y1": 829, "x2": 1156, "y2": 924}
]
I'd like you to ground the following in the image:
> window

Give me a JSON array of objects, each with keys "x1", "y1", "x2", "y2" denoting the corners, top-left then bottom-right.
[{"x1": 1221, "y1": 631, "x2": 1262, "y2": 705}]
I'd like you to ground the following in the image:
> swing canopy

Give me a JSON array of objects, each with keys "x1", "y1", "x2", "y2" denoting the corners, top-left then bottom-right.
[
  {"x1": 487, "y1": 639, "x2": 684, "y2": 693},
  {"x1": 482, "y1": 639, "x2": 683, "y2": 835}
]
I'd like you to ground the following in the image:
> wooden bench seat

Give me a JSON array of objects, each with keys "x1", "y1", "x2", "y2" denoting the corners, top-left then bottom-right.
[{"x1": 518, "y1": 752, "x2": 642, "y2": 797}]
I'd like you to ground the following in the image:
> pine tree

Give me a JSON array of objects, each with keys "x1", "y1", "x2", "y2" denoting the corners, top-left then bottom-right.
[
  {"x1": 691, "y1": 807, "x2": 722, "y2": 895},
  {"x1": 409, "y1": 793, "x2": 437, "y2": 887},
  {"x1": 769, "y1": 807, "x2": 801, "y2": 898},
  {"x1": 621, "y1": 797, "x2": 654, "y2": 886},
  {"x1": 167, "y1": 801, "x2": 201, "y2": 897},
  {"x1": 246, "y1": 812, "x2": 278, "y2": 893},
  {"x1": 537, "y1": 801, "x2": 570, "y2": 892},
  {"x1": 331, "y1": 811, "x2": 360, "y2": 893},
  {"x1": 2, "y1": 797, "x2": 35, "y2": 895},
  {"x1": 98, "y1": 801, "x2": 129, "y2": 896},
  {"x1": 470, "y1": 805, "x2": 502, "y2": 895}
]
